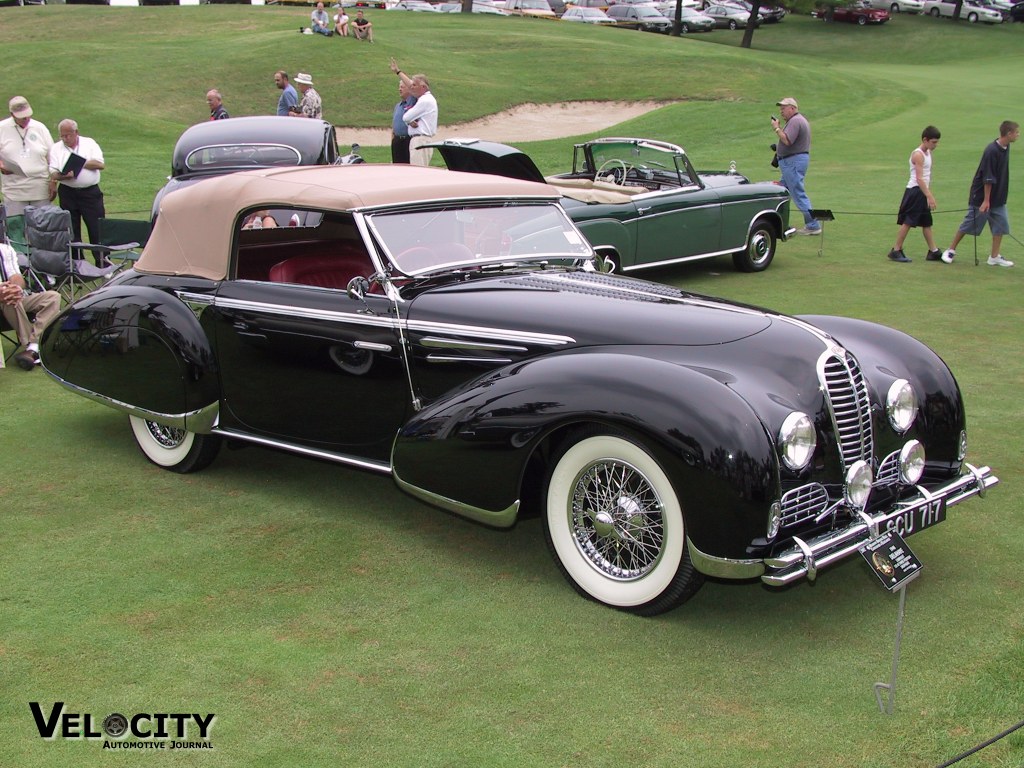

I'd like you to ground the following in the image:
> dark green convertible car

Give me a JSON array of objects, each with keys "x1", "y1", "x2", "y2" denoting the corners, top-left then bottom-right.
[{"x1": 430, "y1": 136, "x2": 794, "y2": 274}]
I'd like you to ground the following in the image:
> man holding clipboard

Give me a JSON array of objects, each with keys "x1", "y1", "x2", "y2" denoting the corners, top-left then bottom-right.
[{"x1": 48, "y1": 118, "x2": 107, "y2": 266}]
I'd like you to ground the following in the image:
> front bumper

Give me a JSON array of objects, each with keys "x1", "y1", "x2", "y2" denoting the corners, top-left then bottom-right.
[{"x1": 761, "y1": 463, "x2": 998, "y2": 586}]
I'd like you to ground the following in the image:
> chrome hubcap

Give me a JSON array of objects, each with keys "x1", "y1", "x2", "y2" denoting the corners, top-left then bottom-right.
[
  {"x1": 569, "y1": 459, "x2": 665, "y2": 580},
  {"x1": 146, "y1": 421, "x2": 186, "y2": 449}
]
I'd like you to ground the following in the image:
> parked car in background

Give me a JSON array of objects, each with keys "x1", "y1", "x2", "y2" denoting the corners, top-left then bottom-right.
[
  {"x1": 503, "y1": 0, "x2": 558, "y2": 15},
  {"x1": 567, "y1": 0, "x2": 612, "y2": 10},
  {"x1": 388, "y1": 0, "x2": 443, "y2": 10},
  {"x1": 814, "y1": 0, "x2": 890, "y2": 22},
  {"x1": 864, "y1": 0, "x2": 923, "y2": 12},
  {"x1": 1009, "y1": 1, "x2": 1024, "y2": 21},
  {"x1": 703, "y1": 2, "x2": 761, "y2": 26},
  {"x1": 728, "y1": 0, "x2": 785, "y2": 21},
  {"x1": 151, "y1": 116, "x2": 339, "y2": 222},
  {"x1": 438, "y1": 0, "x2": 510, "y2": 10},
  {"x1": 430, "y1": 137, "x2": 793, "y2": 274},
  {"x1": 561, "y1": 5, "x2": 617, "y2": 20},
  {"x1": 922, "y1": 0, "x2": 1003, "y2": 20},
  {"x1": 661, "y1": 4, "x2": 716, "y2": 27},
  {"x1": 42, "y1": 163, "x2": 999, "y2": 615},
  {"x1": 606, "y1": 2, "x2": 673, "y2": 28}
]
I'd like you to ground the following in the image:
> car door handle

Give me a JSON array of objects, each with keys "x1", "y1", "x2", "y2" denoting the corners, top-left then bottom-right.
[
  {"x1": 637, "y1": 206, "x2": 652, "y2": 214},
  {"x1": 233, "y1": 320, "x2": 267, "y2": 340}
]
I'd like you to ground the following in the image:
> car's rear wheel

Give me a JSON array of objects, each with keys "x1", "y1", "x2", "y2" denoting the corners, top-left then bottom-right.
[
  {"x1": 129, "y1": 416, "x2": 221, "y2": 474},
  {"x1": 890, "y1": 2, "x2": 899, "y2": 10},
  {"x1": 929, "y1": 6, "x2": 940, "y2": 14},
  {"x1": 967, "y1": 11, "x2": 978, "y2": 21},
  {"x1": 732, "y1": 218, "x2": 776, "y2": 272},
  {"x1": 680, "y1": 22, "x2": 689, "y2": 31},
  {"x1": 543, "y1": 430, "x2": 704, "y2": 615},
  {"x1": 857, "y1": 14, "x2": 867, "y2": 23},
  {"x1": 728, "y1": 18, "x2": 738, "y2": 28}
]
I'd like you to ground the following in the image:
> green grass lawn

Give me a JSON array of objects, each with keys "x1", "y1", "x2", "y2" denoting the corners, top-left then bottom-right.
[{"x1": 1, "y1": 7, "x2": 1022, "y2": 767}]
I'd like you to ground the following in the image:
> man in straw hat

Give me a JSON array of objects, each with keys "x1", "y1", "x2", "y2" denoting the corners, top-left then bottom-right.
[
  {"x1": 0, "y1": 96, "x2": 55, "y2": 215},
  {"x1": 290, "y1": 73, "x2": 322, "y2": 120}
]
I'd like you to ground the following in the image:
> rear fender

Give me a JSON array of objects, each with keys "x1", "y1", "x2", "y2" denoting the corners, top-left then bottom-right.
[
  {"x1": 393, "y1": 350, "x2": 776, "y2": 556},
  {"x1": 40, "y1": 286, "x2": 218, "y2": 430}
]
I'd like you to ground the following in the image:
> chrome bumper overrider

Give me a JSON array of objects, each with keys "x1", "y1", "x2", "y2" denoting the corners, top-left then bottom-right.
[{"x1": 761, "y1": 463, "x2": 998, "y2": 586}]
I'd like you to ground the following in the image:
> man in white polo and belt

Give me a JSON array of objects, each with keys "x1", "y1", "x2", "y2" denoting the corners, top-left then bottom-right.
[
  {"x1": 48, "y1": 118, "x2": 107, "y2": 265},
  {"x1": 391, "y1": 58, "x2": 438, "y2": 167}
]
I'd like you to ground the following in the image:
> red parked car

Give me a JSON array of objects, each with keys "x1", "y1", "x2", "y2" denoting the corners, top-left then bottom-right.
[{"x1": 815, "y1": 0, "x2": 891, "y2": 23}]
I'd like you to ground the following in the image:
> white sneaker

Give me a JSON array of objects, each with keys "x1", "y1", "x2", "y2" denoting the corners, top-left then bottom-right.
[
  {"x1": 987, "y1": 255, "x2": 1014, "y2": 267},
  {"x1": 940, "y1": 249, "x2": 955, "y2": 264}
]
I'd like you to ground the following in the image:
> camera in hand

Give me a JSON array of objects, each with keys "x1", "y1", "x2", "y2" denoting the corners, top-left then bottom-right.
[{"x1": 769, "y1": 142, "x2": 779, "y2": 169}]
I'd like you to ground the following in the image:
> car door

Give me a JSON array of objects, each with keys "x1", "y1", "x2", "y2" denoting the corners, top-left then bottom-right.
[
  {"x1": 211, "y1": 219, "x2": 409, "y2": 465},
  {"x1": 627, "y1": 186, "x2": 723, "y2": 270}
]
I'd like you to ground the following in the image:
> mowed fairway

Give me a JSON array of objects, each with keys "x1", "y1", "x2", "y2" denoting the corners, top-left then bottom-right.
[{"x1": 1, "y1": 6, "x2": 1022, "y2": 767}]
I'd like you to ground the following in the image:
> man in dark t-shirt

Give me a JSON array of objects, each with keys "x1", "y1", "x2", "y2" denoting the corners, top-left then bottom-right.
[{"x1": 940, "y1": 120, "x2": 1020, "y2": 267}]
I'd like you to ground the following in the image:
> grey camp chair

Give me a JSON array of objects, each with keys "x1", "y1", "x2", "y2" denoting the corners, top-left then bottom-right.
[{"x1": 22, "y1": 205, "x2": 119, "y2": 303}]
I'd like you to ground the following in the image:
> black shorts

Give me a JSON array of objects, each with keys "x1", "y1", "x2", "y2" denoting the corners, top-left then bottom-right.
[{"x1": 896, "y1": 186, "x2": 932, "y2": 228}]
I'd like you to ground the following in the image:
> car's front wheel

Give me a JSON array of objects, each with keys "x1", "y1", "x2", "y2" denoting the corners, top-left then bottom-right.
[
  {"x1": 857, "y1": 14, "x2": 867, "y2": 23},
  {"x1": 929, "y1": 6, "x2": 940, "y2": 14},
  {"x1": 129, "y1": 416, "x2": 221, "y2": 474},
  {"x1": 732, "y1": 218, "x2": 777, "y2": 272},
  {"x1": 728, "y1": 18, "x2": 738, "y2": 28},
  {"x1": 543, "y1": 430, "x2": 704, "y2": 615},
  {"x1": 966, "y1": 11, "x2": 978, "y2": 21}
]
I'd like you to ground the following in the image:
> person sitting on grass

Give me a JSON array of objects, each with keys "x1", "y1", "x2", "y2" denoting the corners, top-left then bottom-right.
[
  {"x1": 311, "y1": 2, "x2": 333, "y2": 36},
  {"x1": 353, "y1": 10, "x2": 374, "y2": 42},
  {"x1": 334, "y1": 8, "x2": 350, "y2": 37}
]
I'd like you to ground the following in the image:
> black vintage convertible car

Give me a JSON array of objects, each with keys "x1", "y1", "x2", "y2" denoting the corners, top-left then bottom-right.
[{"x1": 40, "y1": 164, "x2": 998, "y2": 615}]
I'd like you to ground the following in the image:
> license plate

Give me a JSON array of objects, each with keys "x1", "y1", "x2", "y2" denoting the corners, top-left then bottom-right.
[{"x1": 885, "y1": 498, "x2": 946, "y2": 538}]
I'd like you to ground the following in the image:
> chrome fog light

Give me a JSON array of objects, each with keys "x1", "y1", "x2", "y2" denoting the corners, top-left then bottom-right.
[
  {"x1": 899, "y1": 440, "x2": 926, "y2": 485},
  {"x1": 767, "y1": 502, "x2": 781, "y2": 540},
  {"x1": 886, "y1": 379, "x2": 918, "y2": 434},
  {"x1": 958, "y1": 430, "x2": 968, "y2": 462},
  {"x1": 779, "y1": 412, "x2": 816, "y2": 471},
  {"x1": 844, "y1": 460, "x2": 872, "y2": 510}
]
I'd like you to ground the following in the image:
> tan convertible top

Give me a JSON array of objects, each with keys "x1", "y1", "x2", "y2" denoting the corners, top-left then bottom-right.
[{"x1": 136, "y1": 164, "x2": 559, "y2": 281}]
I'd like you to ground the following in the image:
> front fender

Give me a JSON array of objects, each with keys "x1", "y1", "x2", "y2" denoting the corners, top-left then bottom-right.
[
  {"x1": 393, "y1": 350, "x2": 777, "y2": 556},
  {"x1": 40, "y1": 285, "x2": 218, "y2": 427}
]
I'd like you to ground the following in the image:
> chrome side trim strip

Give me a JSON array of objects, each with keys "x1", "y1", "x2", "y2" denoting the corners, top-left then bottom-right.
[
  {"x1": 687, "y1": 540, "x2": 766, "y2": 579},
  {"x1": 212, "y1": 428, "x2": 392, "y2": 474},
  {"x1": 621, "y1": 247, "x2": 743, "y2": 272},
  {"x1": 421, "y1": 337, "x2": 528, "y2": 353},
  {"x1": 393, "y1": 468, "x2": 519, "y2": 528},
  {"x1": 427, "y1": 355, "x2": 513, "y2": 365}
]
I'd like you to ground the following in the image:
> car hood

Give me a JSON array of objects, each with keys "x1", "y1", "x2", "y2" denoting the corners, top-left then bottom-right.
[
  {"x1": 407, "y1": 269, "x2": 777, "y2": 347},
  {"x1": 425, "y1": 139, "x2": 547, "y2": 183}
]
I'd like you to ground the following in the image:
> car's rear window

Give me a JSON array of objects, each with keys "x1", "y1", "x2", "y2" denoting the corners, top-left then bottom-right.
[{"x1": 184, "y1": 144, "x2": 303, "y2": 173}]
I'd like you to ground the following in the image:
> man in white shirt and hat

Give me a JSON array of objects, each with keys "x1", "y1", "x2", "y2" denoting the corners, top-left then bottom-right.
[{"x1": 0, "y1": 96, "x2": 55, "y2": 215}]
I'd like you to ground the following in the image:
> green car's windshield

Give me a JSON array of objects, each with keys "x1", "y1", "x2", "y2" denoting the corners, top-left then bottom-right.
[{"x1": 583, "y1": 140, "x2": 691, "y2": 185}]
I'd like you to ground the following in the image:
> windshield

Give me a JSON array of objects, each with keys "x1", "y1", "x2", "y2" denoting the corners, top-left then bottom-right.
[
  {"x1": 366, "y1": 203, "x2": 593, "y2": 276},
  {"x1": 585, "y1": 140, "x2": 689, "y2": 185},
  {"x1": 184, "y1": 143, "x2": 302, "y2": 174}
]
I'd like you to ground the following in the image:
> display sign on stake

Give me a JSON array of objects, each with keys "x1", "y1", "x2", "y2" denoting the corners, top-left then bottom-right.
[{"x1": 859, "y1": 530, "x2": 923, "y2": 714}]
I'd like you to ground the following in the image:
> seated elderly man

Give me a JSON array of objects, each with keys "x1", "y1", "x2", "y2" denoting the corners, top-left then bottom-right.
[
  {"x1": 1, "y1": 242, "x2": 61, "y2": 371},
  {"x1": 310, "y1": 1, "x2": 333, "y2": 35}
]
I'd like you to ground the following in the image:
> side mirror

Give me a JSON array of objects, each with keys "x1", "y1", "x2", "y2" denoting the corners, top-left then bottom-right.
[{"x1": 347, "y1": 275, "x2": 370, "y2": 301}]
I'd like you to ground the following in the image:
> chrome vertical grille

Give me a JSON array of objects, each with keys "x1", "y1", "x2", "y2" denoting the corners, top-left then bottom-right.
[{"x1": 819, "y1": 350, "x2": 873, "y2": 469}]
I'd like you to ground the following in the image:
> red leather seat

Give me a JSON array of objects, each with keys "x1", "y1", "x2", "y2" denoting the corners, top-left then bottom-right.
[{"x1": 268, "y1": 252, "x2": 370, "y2": 289}]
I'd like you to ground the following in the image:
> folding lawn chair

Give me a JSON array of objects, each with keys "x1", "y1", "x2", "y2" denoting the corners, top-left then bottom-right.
[
  {"x1": 22, "y1": 205, "x2": 119, "y2": 303},
  {"x1": 95, "y1": 216, "x2": 151, "y2": 270}
]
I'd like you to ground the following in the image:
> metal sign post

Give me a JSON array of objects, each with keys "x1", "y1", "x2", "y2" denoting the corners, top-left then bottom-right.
[{"x1": 859, "y1": 529, "x2": 923, "y2": 715}]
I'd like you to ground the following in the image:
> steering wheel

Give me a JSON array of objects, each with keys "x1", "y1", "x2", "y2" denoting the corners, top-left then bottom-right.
[{"x1": 595, "y1": 158, "x2": 632, "y2": 186}]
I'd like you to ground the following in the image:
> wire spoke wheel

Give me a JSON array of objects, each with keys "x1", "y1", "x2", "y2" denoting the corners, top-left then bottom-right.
[{"x1": 544, "y1": 431, "x2": 703, "y2": 614}]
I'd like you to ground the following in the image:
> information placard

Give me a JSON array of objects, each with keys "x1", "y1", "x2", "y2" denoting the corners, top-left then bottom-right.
[{"x1": 859, "y1": 530, "x2": 922, "y2": 592}]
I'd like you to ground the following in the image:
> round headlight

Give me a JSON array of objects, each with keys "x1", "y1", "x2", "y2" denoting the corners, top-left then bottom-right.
[
  {"x1": 779, "y1": 412, "x2": 816, "y2": 471},
  {"x1": 899, "y1": 440, "x2": 926, "y2": 485},
  {"x1": 886, "y1": 379, "x2": 918, "y2": 434},
  {"x1": 844, "y1": 460, "x2": 873, "y2": 510}
]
